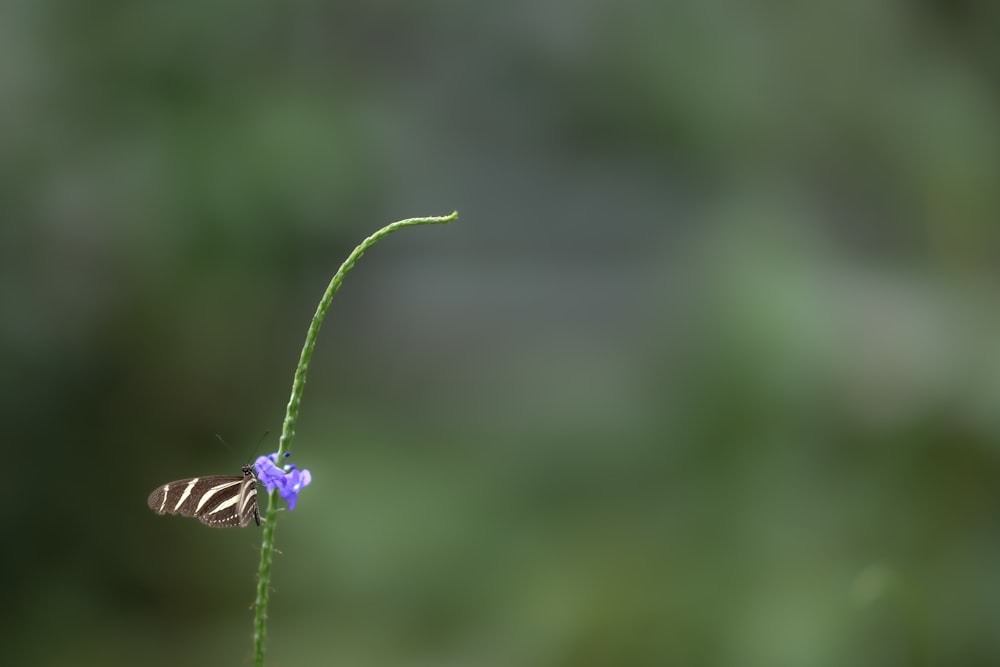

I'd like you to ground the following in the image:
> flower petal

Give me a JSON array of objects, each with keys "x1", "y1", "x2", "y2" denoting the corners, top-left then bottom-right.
[{"x1": 255, "y1": 452, "x2": 311, "y2": 510}]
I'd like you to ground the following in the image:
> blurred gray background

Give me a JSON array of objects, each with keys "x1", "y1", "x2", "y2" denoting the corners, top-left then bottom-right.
[{"x1": 2, "y1": 1, "x2": 1000, "y2": 666}]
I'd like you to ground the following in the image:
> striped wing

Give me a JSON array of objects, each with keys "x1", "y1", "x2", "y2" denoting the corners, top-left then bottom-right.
[{"x1": 147, "y1": 465, "x2": 260, "y2": 528}]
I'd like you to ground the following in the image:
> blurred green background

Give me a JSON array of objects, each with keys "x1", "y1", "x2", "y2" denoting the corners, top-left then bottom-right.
[{"x1": 3, "y1": 1, "x2": 1000, "y2": 666}]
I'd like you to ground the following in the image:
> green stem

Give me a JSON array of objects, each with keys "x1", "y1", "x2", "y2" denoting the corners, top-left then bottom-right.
[{"x1": 251, "y1": 212, "x2": 458, "y2": 667}]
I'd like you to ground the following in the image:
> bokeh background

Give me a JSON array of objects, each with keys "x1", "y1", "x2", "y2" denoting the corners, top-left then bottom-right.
[{"x1": 3, "y1": 1, "x2": 1000, "y2": 666}]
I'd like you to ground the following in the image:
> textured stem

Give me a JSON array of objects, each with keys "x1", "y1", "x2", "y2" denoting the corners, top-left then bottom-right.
[{"x1": 251, "y1": 211, "x2": 458, "y2": 666}]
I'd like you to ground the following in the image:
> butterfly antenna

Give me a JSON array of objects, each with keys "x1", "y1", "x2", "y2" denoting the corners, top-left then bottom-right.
[
  {"x1": 215, "y1": 433, "x2": 233, "y2": 452},
  {"x1": 246, "y1": 430, "x2": 271, "y2": 464}
]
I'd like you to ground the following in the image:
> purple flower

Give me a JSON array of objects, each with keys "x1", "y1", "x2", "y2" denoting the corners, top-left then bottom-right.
[{"x1": 255, "y1": 452, "x2": 312, "y2": 510}]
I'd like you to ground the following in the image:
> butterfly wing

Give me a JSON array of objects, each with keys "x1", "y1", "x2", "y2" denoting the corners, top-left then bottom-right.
[{"x1": 147, "y1": 466, "x2": 259, "y2": 528}]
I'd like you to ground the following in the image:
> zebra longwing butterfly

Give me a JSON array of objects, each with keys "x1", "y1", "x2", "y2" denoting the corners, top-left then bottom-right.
[{"x1": 147, "y1": 464, "x2": 260, "y2": 528}]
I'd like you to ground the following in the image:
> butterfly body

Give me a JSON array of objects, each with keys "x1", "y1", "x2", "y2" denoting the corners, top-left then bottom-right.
[{"x1": 147, "y1": 464, "x2": 260, "y2": 528}]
